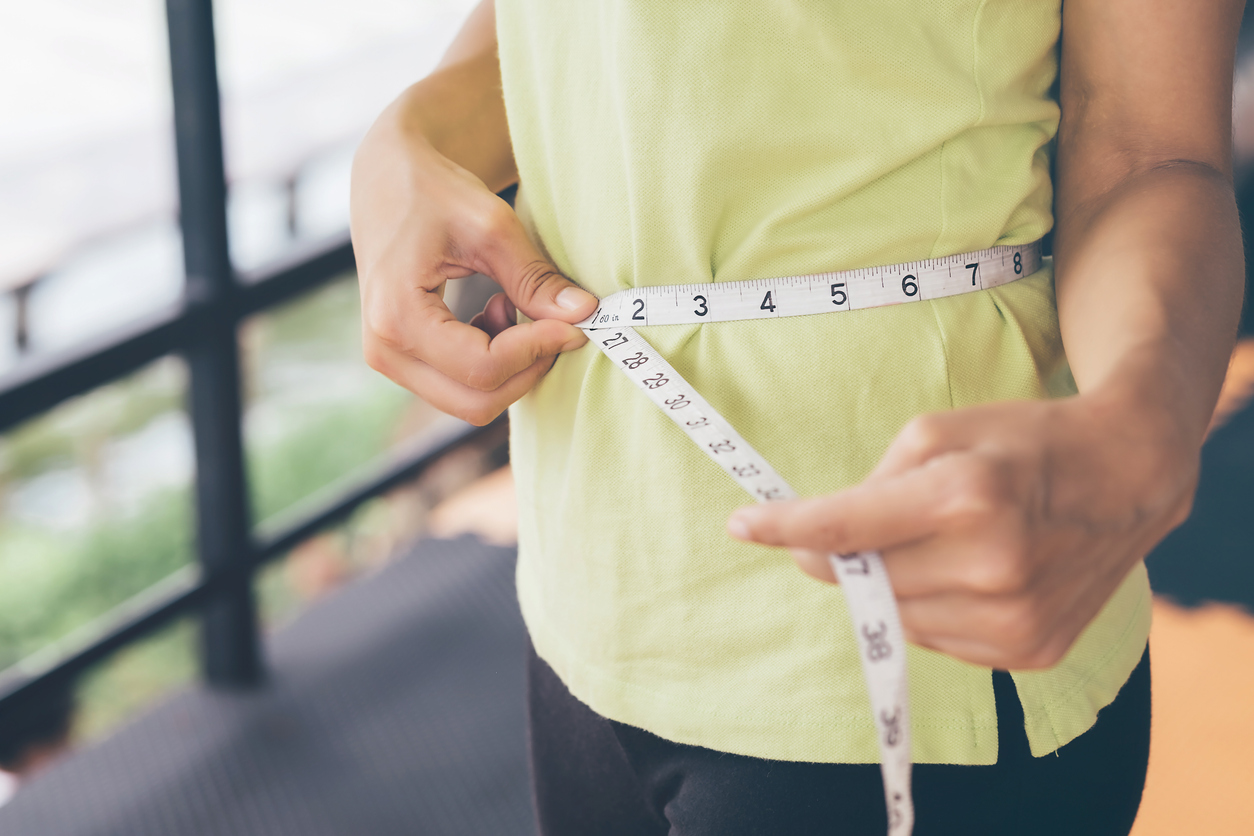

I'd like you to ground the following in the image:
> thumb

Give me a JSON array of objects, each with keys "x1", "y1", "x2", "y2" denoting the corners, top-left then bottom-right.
[{"x1": 478, "y1": 212, "x2": 599, "y2": 323}]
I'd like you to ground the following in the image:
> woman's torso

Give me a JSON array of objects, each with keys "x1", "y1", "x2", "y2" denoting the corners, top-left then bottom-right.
[{"x1": 497, "y1": 0, "x2": 1151, "y2": 764}]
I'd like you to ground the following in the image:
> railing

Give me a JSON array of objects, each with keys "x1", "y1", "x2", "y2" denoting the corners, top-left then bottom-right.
[
  {"x1": 6, "y1": 0, "x2": 1254, "y2": 731},
  {"x1": 0, "y1": 0, "x2": 493, "y2": 713}
]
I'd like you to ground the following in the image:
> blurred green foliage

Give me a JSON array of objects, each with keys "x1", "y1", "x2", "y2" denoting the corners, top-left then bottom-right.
[
  {"x1": 0, "y1": 360, "x2": 184, "y2": 491},
  {"x1": 0, "y1": 274, "x2": 417, "y2": 744},
  {"x1": 249, "y1": 378, "x2": 411, "y2": 525},
  {"x1": 0, "y1": 490, "x2": 192, "y2": 671},
  {"x1": 73, "y1": 619, "x2": 198, "y2": 744}
]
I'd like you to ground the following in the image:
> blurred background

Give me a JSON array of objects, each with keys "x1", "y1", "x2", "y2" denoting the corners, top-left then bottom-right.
[{"x1": 0, "y1": 2, "x2": 1251, "y2": 834}]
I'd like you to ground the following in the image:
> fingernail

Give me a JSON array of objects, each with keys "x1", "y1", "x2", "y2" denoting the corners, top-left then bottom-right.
[
  {"x1": 503, "y1": 297, "x2": 517, "y2": 324},
  {"x1": 727, "y1": 513, "x2": 752, "y2": 540},
  {"x1": 556, "y1": 287, "x2": 595, "y2": 311}
]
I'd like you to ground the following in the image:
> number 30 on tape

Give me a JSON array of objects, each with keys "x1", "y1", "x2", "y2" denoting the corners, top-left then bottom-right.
[{"x1": 575, "y1": 241, "x2": 1041, "y2": 836}]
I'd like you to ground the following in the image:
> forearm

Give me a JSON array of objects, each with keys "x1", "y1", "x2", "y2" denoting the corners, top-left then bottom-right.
[
  {"x1": 1053, "y1": 162, "x2": 1245, "y2": 450},
  {"x1": 358, "y1": 0, "x2": 516, "y2": 192},
  {"x1": 1052, "y1": 0, "x2": 1246, "y2": 455}
]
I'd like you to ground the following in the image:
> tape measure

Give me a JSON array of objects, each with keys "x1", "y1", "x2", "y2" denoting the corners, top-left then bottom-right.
[{"x1": 575, "y1": 241, "x2": 1041, "y2": 836}]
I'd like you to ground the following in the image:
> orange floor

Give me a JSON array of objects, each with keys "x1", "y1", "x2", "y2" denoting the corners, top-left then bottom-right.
[
  {"x1": 1134, "y1": 339, "x2": 1254, "y2": 835},
  {"x1": 1131, "y1": 601, "x2": 1254, "y2": 836}
]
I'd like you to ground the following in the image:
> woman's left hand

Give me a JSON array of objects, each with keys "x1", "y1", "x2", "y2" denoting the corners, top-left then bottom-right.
[{"x1": 727, "y1": 391, "x2": 1197, "y2": 670}]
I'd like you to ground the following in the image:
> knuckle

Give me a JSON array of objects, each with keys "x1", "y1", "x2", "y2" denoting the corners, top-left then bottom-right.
[
  {"x1": 960, "y1": 457, "x2": 1002, "y2": 500},
  {"x1": 458, "y1": 401, "x2": 502, "y2": 427},
  {"x1": 987, "y1": 598, "x2": 1068, "y2": 669},
  {"x1": 1168, "y1": 490, "x2": 1195, "y2": 530},
  {"x1": 363, "y1": 298, "x2": 406, "y2": 349},
  {"x1": 1022, "y1": 640, "x2": 1067, "y2": 670},
  {"x1": 987, "y1": 598, "x2": 1041, "y2": 655},
  {"x1": 790, "y1": 549, "x2": 832, "y2": 582},
  {"x1": 968, "y1": 548, "x2": 1032, "y2": 595},
  {"x1": 900, "y1": 415, "x2": 946, "y2": 457},
  {"x1": 465, "y1": 339, "x2": 540, "y2": 392},
  {"x1": 1009, "y1": 630, "x2": 1067, "y2": 670},
  {"x1": 511, "y1": 260, "x2": 565, "y2": 305},
  {"x1": 468, "y1": 198, "x2": 515, "y2": 241},
  {"x1": 813, "y1": 509, "x2": 853, "y2": 549},
  {"x1": 945, "y1": 457, "x2": 1011, "y2": 522},
  {"x1": 362, "y1": 340, "x2": 389, "y2": 374},
  {"x1": 464, "y1": 361, "x2": 509, "y2": 392}
]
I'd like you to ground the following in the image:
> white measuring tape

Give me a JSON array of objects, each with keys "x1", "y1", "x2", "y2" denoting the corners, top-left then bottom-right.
[{"x1": 575, "y1": 241, "x2": 1041, "y2": 836}]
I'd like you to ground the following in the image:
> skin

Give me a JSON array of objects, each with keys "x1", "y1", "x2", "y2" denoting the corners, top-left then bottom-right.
[
  {"x1": 350, "y1": 0, "x2": 597, "y2": 428},
  {"x1": 351, "y1": 0, "x2": 1247, "y2": 671}
]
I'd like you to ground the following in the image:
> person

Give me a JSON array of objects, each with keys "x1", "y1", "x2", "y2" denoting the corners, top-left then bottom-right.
[{"x1": 350, "y1": 1, "x2": 1246, "y2": 833}]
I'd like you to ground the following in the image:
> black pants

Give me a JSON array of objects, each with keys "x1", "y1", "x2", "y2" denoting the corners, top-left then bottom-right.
[{"x1": 527, "y1": 643, "x2": 1150, "y2": 836}]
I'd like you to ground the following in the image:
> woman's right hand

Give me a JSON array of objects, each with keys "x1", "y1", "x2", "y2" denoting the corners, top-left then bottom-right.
[{"x1": 348, "y1": 2, "x2": 598, "y2": 426}]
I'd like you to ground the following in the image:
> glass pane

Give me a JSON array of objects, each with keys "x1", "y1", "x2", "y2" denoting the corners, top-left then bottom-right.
[
  {"x1": 254, "y1": 439, "x2": 510, "y2": 633},
  {"x1": 242, "y1": 272, "x2": 458, "y2": 527},
  {"x1": 215, "y1": 0, "x2": 478, "y2": 270},
  {"x1": 0, "y1": 357, "x2": 194, "y2": 673},
  {"x1": 255, "y1": 497, "x2": 397, "y2": 630},
  {"x1": 245, "y1": 269, "x2": 510, "y2": 629},
  {"x1": 25, "y1": 220, "x2": 184, "y2": 357},
  {"x1": 0, "y1": 0, "x2": 179, "y2": 375},
  {"x1": 73, "y1": 617, "x2": 197, "y2": 746}
]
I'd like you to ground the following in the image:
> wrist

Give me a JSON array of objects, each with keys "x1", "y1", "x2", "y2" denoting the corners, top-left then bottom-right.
[
  {"x1": 1070, "y1": 367, "x2": 1202, "y2": 511},
  {"x1": 1077, "y1": 344, "x2": 1215, "y2": 454},
  {"x1": 1027, "y1": 384, "x2": 1197, "y2": 551},
  {"x1": 388, "y1": 61, "x2": 518, "y2": 191}
]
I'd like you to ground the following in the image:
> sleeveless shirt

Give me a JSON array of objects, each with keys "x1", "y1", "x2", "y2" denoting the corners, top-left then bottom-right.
[{"x1": 497, "y1": 0, "x2": 1151, "y2": 764}]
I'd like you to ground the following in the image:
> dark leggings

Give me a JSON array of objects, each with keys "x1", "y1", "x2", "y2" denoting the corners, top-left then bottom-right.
[{"x1": 527, "y1": 643, "x2": 1150, "y2": 836}]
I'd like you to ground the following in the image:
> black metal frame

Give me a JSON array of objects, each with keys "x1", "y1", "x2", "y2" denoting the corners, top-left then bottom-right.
[
  {"x1": 0, "y1": 0, "x2": 493, "y2": 711},
  {"x1": 7, "y1": 0, "x2": 1247, "y2": 730}
]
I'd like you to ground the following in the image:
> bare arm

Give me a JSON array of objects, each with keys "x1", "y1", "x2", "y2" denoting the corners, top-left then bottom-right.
[
  {"x1": 729, "y1": 0, "x2": 1246, "y2": 669},
  {"x1": 350, "y1": 0, "x2": 597, "y2": 426},
  {"x1": 399, "y1": 0, "x2": 516, "y2": 190},
  {"x1": 1054, "y1": 0, "x2": 1245, "y2": 455}
]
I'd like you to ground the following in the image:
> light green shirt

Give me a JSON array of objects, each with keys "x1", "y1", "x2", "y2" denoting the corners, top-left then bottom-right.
[{"x1": 499, "y1": 0, "x2": 1150, "y2": 763}]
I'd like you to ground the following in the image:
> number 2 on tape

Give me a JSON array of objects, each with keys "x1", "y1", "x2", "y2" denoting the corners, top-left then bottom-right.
[{"x1": 576, "y1": 242, "x2": 1041, "y2": 836}]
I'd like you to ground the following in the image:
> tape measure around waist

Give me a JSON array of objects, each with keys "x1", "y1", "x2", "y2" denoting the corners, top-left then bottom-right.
[
  {"x1": 580, "y1": 241, "x2": 1040, "y2": 330},
  {"x1": 574, "y1": 242, "x2": 1040, "y2": 836}
]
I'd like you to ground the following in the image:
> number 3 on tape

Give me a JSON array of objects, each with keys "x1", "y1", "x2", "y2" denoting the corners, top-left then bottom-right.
[{"x1": 576, "y1": 242, "x2": 1040, "y2": 836}]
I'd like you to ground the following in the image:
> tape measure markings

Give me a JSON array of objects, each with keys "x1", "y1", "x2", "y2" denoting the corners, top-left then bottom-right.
[
  {"x1": 590, "y1": 324, "x2": 914, "y2": 835},
  {"x1": 576, "y1": 242, "x2": 1040, "y2": 836},
  {"x1": 578, "y1": 243, "x2": 1039, "y2": 330}
]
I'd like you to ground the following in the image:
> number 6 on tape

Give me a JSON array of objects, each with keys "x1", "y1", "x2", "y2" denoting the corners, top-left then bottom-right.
[{"x1": 574, "y1": 242, "x2": 1039, "y2": 835}]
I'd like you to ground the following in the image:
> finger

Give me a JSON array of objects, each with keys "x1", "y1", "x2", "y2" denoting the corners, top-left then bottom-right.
[
  {"x1": 367, "y1": 340, "x2": 557, "y2": 426},
  {"x1": 728, "y1": 456, "x2": 979, "y2": 554},
  {"x1": 790, "y1": 522, "x2": 1024, "y2": 598},
  {"x1": 787, "y1": 538, "x2": 972, "y2": 594},
  {"x1": 877, "y1": 518, "x2": 1036, "y2": 600},
  {"x1": 900, "y1": 631, "x2": 1013, "y2": 670},
  {"x1": 469, "y1": 294, "x2": 518, "y2": 340},
  {"x1": 896, "y1": 592, "x2": 1015, "y2": 661},
  {"x1": 788, "y1": 548, "x2": 840, "y2": 584},
  {"x1": 474, "y1": 211, "x2": 599, "y2": 323},
  {"x1": 482, "y1": 293, "x2": 517, "y2": 337},
  {"x1": 360, "y1": 215, "x2": 587, "y2": 390},
  {"x1": 467, "y1": 294, "x2": 516, "y2": 337},
  {"x1": 895, "y1": 591, "x2": 1072, "y2": 670},
  {"x1": 389, "y1": 290, "x2": 584, "y2": 390},
  {"x1": 869, "y1": 410, "x2": 976, "y2": 481}
]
